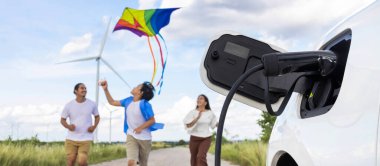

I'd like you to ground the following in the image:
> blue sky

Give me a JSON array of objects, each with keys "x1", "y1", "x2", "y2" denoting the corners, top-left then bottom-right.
[{"x1": 0, "y1": 0, "x2": 373, "y2": 142}]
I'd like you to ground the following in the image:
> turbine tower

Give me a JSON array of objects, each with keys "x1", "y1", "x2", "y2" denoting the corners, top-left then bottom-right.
[{"x1": 103, "y1": 103, "x2": 119, "y2": 143}]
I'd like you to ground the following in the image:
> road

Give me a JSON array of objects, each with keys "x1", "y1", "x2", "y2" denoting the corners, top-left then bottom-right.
[{"x1": 91, "y1": 147, "x2": 238, "y2": 166}]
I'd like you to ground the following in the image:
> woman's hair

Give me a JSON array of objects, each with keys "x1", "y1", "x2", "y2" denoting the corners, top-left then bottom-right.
[
  {"x1": 196, "y1": 94, "x2": 211, "y2": 110},
  {"x1": 140, "y1": 82, "x2": 155, "y2": 101},
  {"x1": 73, "y1": 83, "x2": 84, "y2": 94}
]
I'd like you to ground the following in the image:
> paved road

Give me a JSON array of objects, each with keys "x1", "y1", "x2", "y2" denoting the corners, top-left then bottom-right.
[{"x1": 92, "y1": 147, "x2": 238, "y2": 166}]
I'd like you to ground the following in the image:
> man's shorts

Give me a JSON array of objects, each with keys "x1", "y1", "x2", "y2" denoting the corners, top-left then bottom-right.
[
  {"x1": 126, "y1": 135, "x2": 152, "y2": 166},
  {"x1": 65, "y1": 139, "x2": 92, "y2": 161}
]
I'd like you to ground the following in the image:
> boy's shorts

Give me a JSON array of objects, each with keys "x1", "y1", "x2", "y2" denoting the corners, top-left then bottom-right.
[
  {"x1": 65, "y1": 139, "x2": 92, "y2": 161},
  {"x1": 126, "y1": 134, "x2": 152, "y2": 166}
]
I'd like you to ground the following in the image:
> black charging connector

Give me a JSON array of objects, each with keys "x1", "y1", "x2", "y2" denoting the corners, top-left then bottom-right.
[
  {"x1": 262, "y1": 50, "x2": 337, "y2": 77},
  {"x1": 215, "y1": 50, "x2": 337, "y2": 166}
]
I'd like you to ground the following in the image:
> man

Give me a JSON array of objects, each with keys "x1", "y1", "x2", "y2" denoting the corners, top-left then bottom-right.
[{"x1": 61, "y1": 83, "x2": 100, "y2": 166}]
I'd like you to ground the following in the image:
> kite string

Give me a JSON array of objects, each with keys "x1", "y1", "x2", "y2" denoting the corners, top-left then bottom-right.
[{"x1": 147, "y1": 36, "x2": 157, "y2": 83}]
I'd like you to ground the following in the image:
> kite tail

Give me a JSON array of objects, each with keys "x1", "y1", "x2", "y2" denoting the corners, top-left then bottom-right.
[
  {"x1": 147, "y1": 37, "x2": 157, "y2": 83},
  {"x1": 156, "y1": 34, "x2": 169, "y2": 95},
  {"x1": 154, "y1": 35, "x2": 164, "y2": 86}
]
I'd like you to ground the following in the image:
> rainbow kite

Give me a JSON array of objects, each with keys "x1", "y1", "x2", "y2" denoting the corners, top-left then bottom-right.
[{"x1": 113, "y1": 7, "x2": 179, "y2": 94}]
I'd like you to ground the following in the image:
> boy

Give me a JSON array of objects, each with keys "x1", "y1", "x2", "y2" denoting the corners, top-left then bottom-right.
[{"x1": 100, "y1": 80, "x2": 163, "y2": 166}]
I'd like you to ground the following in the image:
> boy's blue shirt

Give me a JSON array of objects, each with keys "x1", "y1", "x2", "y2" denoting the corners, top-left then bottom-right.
[{"x1": 120, "y1": 97, "x2": 164, "y2": 133}]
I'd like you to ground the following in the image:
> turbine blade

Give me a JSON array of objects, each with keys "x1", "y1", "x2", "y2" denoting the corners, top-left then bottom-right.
[
  {"x1": 98, "y1": 18, "x2": 112, "y2": 58},
  {"x1": 56, "y1": 56, "x2": 98, "y2": 64},
  {"x1": 100, "y1": 58, "x2": 131, "y2": 89}
]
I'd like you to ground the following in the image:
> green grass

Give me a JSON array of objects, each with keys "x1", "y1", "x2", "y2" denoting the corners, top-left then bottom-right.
[
  {"x1": 88, "y1": 144, "x2": 126, "y2": 164},
  {"x1": 0, "y1": 142, "x2": 125, "y2": 166},
  {"x1": 0, "y1": 138, "x2": 267, "y2": 166},
  {"x1": 0, "y1": 138, "x2": 176, "y2": 166},
  {"x1": 209, "y1": 140, "x2": 267, "y2": 166}
]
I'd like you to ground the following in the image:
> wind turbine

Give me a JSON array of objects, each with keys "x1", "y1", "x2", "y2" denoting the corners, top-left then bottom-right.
[
  {"x1": 57, "y1": 18, "x2": 131, "y2": 142},
  {"x1": 103, "y1": 103, "x2": 120, "y2": 143}
]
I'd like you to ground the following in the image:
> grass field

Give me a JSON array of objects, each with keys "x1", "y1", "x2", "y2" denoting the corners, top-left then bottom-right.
[
  {"x1": 209, "y1": 140, "x2": 268, "y2": 166},
  {"x1": 0, "y1": 142, "x2": 125, "y2": 166},
  {"x1": 0, "y1": 137, "x2": 175, "y2": 166},
  {"x1": 0, "y1": 137, "x2": 267, "y2": 166}
]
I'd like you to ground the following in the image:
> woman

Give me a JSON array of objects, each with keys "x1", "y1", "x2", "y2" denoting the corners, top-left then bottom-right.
[{"x1": 183, "y1": 94, "x2": 218, "y2": 166}]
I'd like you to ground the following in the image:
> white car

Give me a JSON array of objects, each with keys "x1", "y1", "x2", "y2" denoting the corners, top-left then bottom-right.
[{"x1": 200, "y1": 1, "x2": 380, "y2": 166}]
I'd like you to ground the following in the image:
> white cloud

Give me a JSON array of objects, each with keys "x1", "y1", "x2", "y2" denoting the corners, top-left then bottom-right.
[
  {"x1": 212, "y1": 94, "x2": 263, "y2": 140},
  {"x1": 156, "y1": 95, "x2": 194, "y2": 124},
  {"x1": 0, "y1": 104, "x2": 62, "y2": 124},
  {"x1": 162, "y1": 0, "x2": 373, "y2": 50},
  {"x1": 256, "y1": 32, "x2": 298, "y2": 51},
  {"x1": 60, "y1": 33, "x2": 93, "y2": 55},
  {"x1": 138, "y1": 0, "x2": 161, "y2": 9},
  {"x1": 0, "y1": 106, "x2": 12, "y2": 121},
  {"x1": 0, "y1": 104, "x2": 64, "y2": 140},
  {"x1": 160, "y1": 0, "x2": 192, "y2": 8}
]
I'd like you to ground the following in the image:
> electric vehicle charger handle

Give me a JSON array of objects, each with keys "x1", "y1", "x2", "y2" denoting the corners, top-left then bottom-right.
[{"x1": 262, "y1": 50, "x2": 337, "y2": 77}]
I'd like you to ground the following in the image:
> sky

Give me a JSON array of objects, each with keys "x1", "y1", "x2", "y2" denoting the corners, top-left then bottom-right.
[{"x1": 0, "y1": 0, "x2": 374, "y2": 142}]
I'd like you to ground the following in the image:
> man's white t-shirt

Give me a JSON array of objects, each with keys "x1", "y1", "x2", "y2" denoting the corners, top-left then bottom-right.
[
  {"x1": 61, "y1": 99, "x2": 99, "y2": 141},
  {"x1": 126, "y1": 101, "x2": 152, "y2": 140},
  {"x1": 183, "y1": 109, "x2": 218, "y2": 138}
]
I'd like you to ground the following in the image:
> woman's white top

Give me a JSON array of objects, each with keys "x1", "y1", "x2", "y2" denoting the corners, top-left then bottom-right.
[{"x1": 183, "y1": 109, "x2": 218, "y2": 138}]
